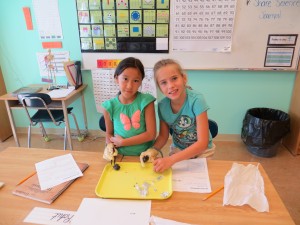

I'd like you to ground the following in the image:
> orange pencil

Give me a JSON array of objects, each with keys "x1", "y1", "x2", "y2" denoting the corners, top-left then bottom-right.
[
  {"x1": 17, "y1": 171, "x2": 36, "y2": 186},
  {"x1": 202, "y1": 185, "x2": 224, "y2": 201}
]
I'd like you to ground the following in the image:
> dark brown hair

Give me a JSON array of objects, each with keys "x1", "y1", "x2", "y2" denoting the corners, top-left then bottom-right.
[{"x1": 114, "y1": 57, "x2": 145, "y2": 79}]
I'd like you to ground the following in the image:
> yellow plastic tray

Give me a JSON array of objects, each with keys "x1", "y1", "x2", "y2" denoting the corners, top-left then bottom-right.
[{"x1": 95, "y1": 162, "x2": 172, "y2": 199}]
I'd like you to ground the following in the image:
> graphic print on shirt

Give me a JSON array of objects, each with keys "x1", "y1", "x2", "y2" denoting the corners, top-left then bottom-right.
[
  {"x1": 120, "y1": 110, "x2": 141, "y2": 130},
  {"x1": 172, "y1": 115, "x2": 197, "y2": 148}
]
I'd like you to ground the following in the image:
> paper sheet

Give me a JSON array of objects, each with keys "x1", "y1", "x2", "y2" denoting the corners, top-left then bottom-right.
[
  {"x1": 172, "y1": 158, "x2": 211, "y2": 193},
  {"x1": 48, "y1": 86, "x2": 75, "y2": 98},
  {"x1": 150, "y1": 216, "x2": 194, "y2": 225},
  {"x1": 35, "y1": 154, "x2": 83, "y2": 190},
  {"x1": 24, "y1": 207, "x2": 76, "y2": 225},
  {"x1": 172, "y1": 0, "x2": 237, "y2": 52},
  {"x1": 33, "y1": 0, "x2": 63, "y2": 39},
  {"x1": 72, "y1": 198, "x2": 151, "y2": 225}
]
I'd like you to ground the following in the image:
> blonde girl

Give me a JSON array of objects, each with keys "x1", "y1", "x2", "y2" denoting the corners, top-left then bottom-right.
[{"x1": 152, "y1": 59, "x2": 213, "y2": 172}]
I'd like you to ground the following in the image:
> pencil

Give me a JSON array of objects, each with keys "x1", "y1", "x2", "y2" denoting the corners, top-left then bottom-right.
[
  {"x1": 202, "y1": 185, "x2": 224, "y2": 201},
  {"x1": 17, "y1": 171, "x2": 36, "y2": 186}
]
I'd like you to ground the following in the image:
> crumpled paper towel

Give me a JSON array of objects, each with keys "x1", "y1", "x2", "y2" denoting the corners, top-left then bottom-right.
[{"x1": 223, "y1": 163, "x2": 269, "y2": 212}]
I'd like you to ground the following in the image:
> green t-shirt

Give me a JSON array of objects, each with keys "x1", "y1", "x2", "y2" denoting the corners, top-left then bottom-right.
[{"x1": 102, "y1": 92, "x2": 155, "y2": 156}]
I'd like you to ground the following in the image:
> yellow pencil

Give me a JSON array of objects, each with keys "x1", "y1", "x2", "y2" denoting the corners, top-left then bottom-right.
[
  {"x1": 17, "y1": 171, "x2": 36, "y2": 186},
  {"x1": 202, "y1": 185, "x2": 224, "y2": 201}
]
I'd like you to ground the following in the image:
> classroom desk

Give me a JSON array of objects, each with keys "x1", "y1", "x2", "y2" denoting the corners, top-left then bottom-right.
[
  {"x1": 0, "y1": 147, "x2": 295, "y2": 225},
  {"x1": 0, "y1": 84, "x2": 88, "y2": 150}
]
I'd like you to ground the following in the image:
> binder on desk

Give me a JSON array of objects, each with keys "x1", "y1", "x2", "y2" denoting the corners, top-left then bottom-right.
[
  {"x1": 63, "y1": 61, "x2": 82, "y2": 90},
  {"x1": 12, "y1": 162, "x2": 89, "y2": 204}
]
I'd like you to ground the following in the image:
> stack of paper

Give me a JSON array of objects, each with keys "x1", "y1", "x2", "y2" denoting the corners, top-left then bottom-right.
[{"x1": 48, "y1": 87, "x2": 75, "y2": 98}]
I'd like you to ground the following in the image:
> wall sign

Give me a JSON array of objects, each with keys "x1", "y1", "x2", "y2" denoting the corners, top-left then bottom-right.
[
  {"x1": 267, "y1": 34, "x2": 298, "y2": 46},
  {"x1": 264, "y1": 47, "x2": 294, "y2": 67}
]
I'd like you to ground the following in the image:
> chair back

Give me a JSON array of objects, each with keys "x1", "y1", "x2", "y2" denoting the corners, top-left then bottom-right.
[
  {"x1": 17, "y1": 93, "x2": 52, "y2": 107},
  {"x1": 17, "y1": 93, "x2": 61, "y2": 126},
  {"x1": 208, "y1": 119, "x2": 218, "y2": 138},
  {"x1": 99, "y1": 115, "x2": 106, "y2": 132}
]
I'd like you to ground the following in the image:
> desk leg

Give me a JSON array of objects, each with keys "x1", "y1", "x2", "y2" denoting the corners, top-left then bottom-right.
[
  {"x1": 5, "y1": 100, "x2": 20, "y2": 147},
  {"x1": 62, "y1": 102, "x2": 73, "y2": 150},
  {"x1": 80, "y1": 93, "x2": 88, "y2": 132}
]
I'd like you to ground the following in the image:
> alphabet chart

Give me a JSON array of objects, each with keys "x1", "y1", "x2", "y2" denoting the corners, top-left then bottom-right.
[
  {"x1": 172, "y1": 0, "x2": 237, "y2": 52},
  {"x1": 92, "y1": 69, "x2": 157, "y2": 113}
]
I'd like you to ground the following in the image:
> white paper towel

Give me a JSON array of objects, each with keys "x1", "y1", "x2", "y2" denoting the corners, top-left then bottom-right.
[{"x1": 223, "y1": 163, "x2": 269, "y2": 212}]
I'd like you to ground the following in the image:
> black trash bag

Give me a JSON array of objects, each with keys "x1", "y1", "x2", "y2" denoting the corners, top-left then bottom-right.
[{"x1": 241, "y1": 108, "x2": 290, "y2": 157}]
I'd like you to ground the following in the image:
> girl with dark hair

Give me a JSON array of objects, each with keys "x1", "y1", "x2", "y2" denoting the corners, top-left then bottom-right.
[{"x1": 102, "y1": 57, "x2": 156, "y2": 156}]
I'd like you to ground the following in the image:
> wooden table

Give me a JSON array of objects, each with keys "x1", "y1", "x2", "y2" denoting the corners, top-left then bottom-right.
[
  {"x1": 0, "y1": 84, "x2": 88, "y2": 150},
  {"x1": 0, "y1": 147, "x2": 294, "y2": 225},
  {"x1": 0, "y1": 147, "x2": 295, "y2": 225}
]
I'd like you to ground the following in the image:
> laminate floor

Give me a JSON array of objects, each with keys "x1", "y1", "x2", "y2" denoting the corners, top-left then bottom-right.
[{"x1": 1, "y1": 133, "x2": 299, "y2": 225}]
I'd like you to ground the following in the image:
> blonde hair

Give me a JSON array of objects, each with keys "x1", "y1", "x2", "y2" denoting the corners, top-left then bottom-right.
[
  {"x1": 153, "y1": 59, "x2": 184, "y2": 78},
  {"x1": 153, "y1": 59, "x2": 192, "y2": 89}
]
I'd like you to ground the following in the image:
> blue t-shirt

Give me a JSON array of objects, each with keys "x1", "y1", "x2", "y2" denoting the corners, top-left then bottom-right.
[
  {"x1": 158, "y1": 89, "x2": 212, "y2": 149},
  {"x1": 102, "y1": 92, "x2": 155, "y2": 156}
]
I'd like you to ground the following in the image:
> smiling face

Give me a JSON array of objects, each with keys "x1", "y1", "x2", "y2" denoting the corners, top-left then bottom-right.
[
  {"x1": 155, "y1": 64, "x2": 187, "y2": 102},
  {"x1": 115, "y1": 67, "x2": 143, "y2": 104}
]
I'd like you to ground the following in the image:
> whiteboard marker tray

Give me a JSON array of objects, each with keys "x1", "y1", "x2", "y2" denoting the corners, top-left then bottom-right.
[{"x1": 95, "y1": 162, "x2": 172, "y2": 200}]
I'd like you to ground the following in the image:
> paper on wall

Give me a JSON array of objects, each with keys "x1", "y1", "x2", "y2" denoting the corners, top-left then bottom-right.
[{"x1": 92, "y1": 68, "x2": 157, "y2": 113}]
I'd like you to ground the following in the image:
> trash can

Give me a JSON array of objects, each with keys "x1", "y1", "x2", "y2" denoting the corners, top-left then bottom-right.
[{"x1": 241, "y1": 108, "x2": 290, "y2": 157}]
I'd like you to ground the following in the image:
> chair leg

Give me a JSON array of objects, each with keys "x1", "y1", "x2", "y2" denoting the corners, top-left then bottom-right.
[
  {"x1": 39, "y1": 122, "x2": 47, "y2": 137},
  {"x1": 63, "y1": 125, "x2": 67, "y2": 150},
  {"x1": 70, "y1": 113, "x2": 82, "y2": 137},
  {"x1": 28, "y1": 125, "x2": 31, "y2": 148},
  {"x1": 38, "y1": 122, "x2": 51, "y2": 142}
]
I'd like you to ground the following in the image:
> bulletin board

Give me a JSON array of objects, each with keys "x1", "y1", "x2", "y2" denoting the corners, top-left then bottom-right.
[
  {"x1": 81, "y1": 0, "x2": 300, "y2": 70},
  {"x1": 76, "y1": 0, "x2": 170, "y2": 53}
]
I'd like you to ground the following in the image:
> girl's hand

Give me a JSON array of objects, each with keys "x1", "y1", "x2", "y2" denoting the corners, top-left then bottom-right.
[
  {"x1": 110, "y1": 135, "x2": 124, "y2": 147},
  {"x1": 153, "y1": 157, "x2": 174, "y2": 173}
]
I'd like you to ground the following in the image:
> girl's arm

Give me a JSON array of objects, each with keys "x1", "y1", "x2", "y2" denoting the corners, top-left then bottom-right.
[
  {"x1": 153, "y1": 111, "x2": 209, "y2": 173},
  {"x1": 110, "y1": 102, "x2": 156, "y2": 147},
  {"x1": 103, "y1": 109, "x2": 114, "y2": 144},
  {"x1": 153, "y1": 120, "x2": 170, "y2": 150}
]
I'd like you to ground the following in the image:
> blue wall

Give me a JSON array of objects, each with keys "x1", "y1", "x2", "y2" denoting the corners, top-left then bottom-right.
[{"x1": 0, "y1": 1, "x2": 295, "y2": 135}]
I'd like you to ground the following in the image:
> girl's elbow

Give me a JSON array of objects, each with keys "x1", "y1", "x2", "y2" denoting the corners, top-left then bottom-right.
[
  {"x1": 196, "y1": 140, "x2": 209, "y2": 151},
  {"x1": 150, "y1": 131, "x2": 157, "y2": 140}
]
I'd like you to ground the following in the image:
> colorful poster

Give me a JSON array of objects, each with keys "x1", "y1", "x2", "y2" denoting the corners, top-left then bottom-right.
[{"x1": 76, "y1": 0, "x2": 170, "y2": 53}]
